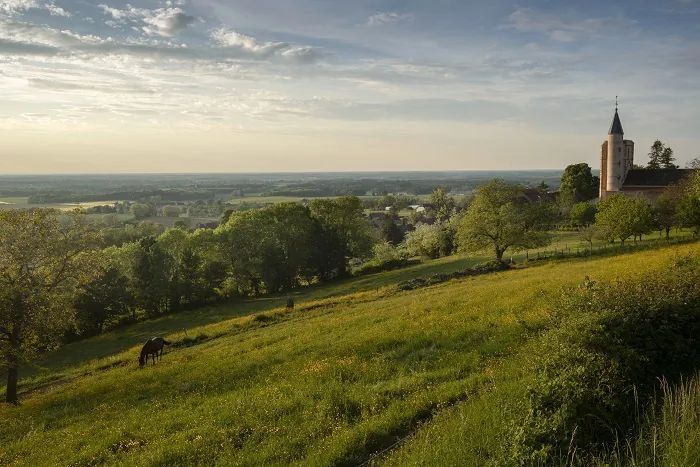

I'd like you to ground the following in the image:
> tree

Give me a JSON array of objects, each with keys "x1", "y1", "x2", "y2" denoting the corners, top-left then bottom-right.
[
  {"x1": 405, "y1": 223, "x2": 452, "y2": 259},
  {"x1": 568, "y1": 202, "x2": 597, "y2": 228},
  {"x1": 162, "y1": 205, "x2": 182, "y2": 218},
  {"x1": 457, "y1": 179, "x2": 556, "y2": 260},
  {"x1": 595, "y1": 194, "x2": 654, "y2": 245},
  {"x1": 102, "y1": 213, "x2": 121, "y2": 227},
  {"x1": 653, "y1": 181, "x2": 687, "y2": 239},
  {"x1": 537, "y1": 181, "x2": 550, "y2": 193},
  {"x1": 647, "y1": 140, "x2": 677, "y2": 169},
  {"x1": 677, "y1": 173, "x2": 700, "y2": 235},
  {"x1": 309, "y1": 197, "x2": 372, "y2": 259},
  {"x1": 380, "y1": 215, "x2": 404, "y2": 245},
  {"x1": 130, "y1": 203, "x2": 151, "y2": 219},
  {"x1": 428, "y1": 188, "x2": 456, "y2": 220},
  {"x1": 660, "y1": 146, "x2": 678, "y2": 169},
  {"x1": 0, "y1": 210, "x2": 100, "y2": 403},
  {"x1": 580, "y1": 225, "x2": 597, "y2": 251},
  {"x1": 687, "y1": 157, "x2": 700, "y2": 170},
  {"x1": 560, "y1": 163, "x2": 600, "y2": 201},
  {"x1": 74, "y1": 266, "x2": 132, "y2": 336}
]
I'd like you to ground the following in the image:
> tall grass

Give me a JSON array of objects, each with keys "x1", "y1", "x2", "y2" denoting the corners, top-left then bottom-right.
[{"x1": 593, "y1": 375, "x2": 700, "y2": 466}]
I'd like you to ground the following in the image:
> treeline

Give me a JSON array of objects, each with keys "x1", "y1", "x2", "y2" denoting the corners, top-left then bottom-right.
[
  {"x1": 74, "y1": 198, "x2": 372, "y2": 337},
  {"x1": 27, "y1": 188, "x2": 236, "y2": 204}
]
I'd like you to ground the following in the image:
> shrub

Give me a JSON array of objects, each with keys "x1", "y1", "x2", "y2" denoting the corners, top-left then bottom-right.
[
  {"x1": 506, "y1": 257, "x2": 700, "y2": 464},
  {"x1": 396, "y1": 260, "x2": 510, "y2": 291}
]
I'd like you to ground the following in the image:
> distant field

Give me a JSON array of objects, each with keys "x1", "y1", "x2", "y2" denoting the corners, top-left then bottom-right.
[
  {"x1": 1, "y1": 240, "x2": 697, "y2": 466},
  {"x1": 0, "y1": 200, "x2": 119, "y2": 211},
  {"x1": 0, "y1": 197, "x2": 29, "y2": 205}
]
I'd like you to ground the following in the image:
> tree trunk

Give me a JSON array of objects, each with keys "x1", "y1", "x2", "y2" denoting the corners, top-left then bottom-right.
[
  {"x1": 666, "y1": 227, "x2": 671, "y2": 240},
  {"x1": 6, "y1": 366, "x2": 18, "y2": 404}
]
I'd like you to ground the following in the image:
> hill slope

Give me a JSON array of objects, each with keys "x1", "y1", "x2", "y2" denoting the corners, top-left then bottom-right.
[{"x1": 1, "y1": 244, "x2": 699, "y2": 466}]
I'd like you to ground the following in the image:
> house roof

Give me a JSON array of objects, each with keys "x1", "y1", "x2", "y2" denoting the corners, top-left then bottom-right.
[
  {"x1": 609, "y1": 109, "x2": 624, "y2": 135},
  {"x1": 622, "y1": 169, "x2": 693, "y2": 188}
]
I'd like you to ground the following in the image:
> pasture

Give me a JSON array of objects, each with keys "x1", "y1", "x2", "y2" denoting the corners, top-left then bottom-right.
[{"x1": 1, "y1": 242, "x2": 698, "y2": 466}]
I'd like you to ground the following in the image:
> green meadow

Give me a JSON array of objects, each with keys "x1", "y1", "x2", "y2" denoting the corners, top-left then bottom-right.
[{"x1": 2, "y1": 241, "x2": 699, "y2": 466}]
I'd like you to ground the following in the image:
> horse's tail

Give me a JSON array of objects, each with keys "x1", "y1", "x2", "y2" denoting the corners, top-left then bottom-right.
[
  {"x1": 138, "y1": 346, "x2": 147, "y2": 366},
  {"x1": 162, "y1": 339, "x2": 171, "y2": 346}
]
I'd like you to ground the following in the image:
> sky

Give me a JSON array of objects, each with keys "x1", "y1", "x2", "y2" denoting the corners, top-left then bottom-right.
[{"x1": 0, "y1": 0, "x2": 699, "y2": 173}]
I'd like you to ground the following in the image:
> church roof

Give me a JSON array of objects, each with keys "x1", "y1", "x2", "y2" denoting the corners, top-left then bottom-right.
[
  {"x1": 609, "y1": 109, "x2": 624, "y2": 135},
  {"x1": 622, "y1": 169, "x2": 693, "y2": 188}
]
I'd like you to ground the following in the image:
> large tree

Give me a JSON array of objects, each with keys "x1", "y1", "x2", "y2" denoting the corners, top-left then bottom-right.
[
  {"x1": 647, "y1": 140, "x2": 677, "y2": 169},
  {"x1": 595, "y1": 194, "x2": 654, "y2": 244},
  {"x1": 0, "y1": 210, "x2": 99, "y2": 403},
  {"x1": 560, "y1": 163, "x2": 600, "y2": 200},
  {"x1": 457, "y1": 179, "x2": 556, "y2": 260},
  {"x1": 309, "y1": 197, "x2": 372, "y2": 259}
]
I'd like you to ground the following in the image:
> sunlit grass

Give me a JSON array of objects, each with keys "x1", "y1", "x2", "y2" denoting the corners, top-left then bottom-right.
[{"x1": 0, "y1": 243, "x2": 698, "y2": 466}]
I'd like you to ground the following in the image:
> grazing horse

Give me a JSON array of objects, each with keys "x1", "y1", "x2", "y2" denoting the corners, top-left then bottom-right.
[{"x1": 139, "y1": 337, "x2": 171, "y2": 367}]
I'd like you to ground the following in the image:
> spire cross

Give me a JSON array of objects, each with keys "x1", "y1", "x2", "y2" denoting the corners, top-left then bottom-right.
[{"x1": 615, "y1": 96, "x2": 618, "y2": 111}]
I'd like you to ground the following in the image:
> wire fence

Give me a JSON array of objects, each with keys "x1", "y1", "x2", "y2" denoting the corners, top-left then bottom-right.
[{"x1": 518, "y1": 234, "x2": 698, "y2": 264}]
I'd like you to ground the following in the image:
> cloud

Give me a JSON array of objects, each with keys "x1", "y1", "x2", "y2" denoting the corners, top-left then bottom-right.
[
  {"x1": 210, "y1": 28, "x2": 322, "y2": 63},
  {"x1": 364, "y1": 12, "x2": 414, "y2": 27},
  {"x1": 98, "y1": 4, "x2": 196, "y2": 36},
  {"x1": 0, "y1": 0, "x2": 70, "y2": 18},
  {"x1": 142, "y1": 8, "x2": 197, "y2": 37},
  {"x1": 504, "y1": 7, "x2": 637, "y2": 42}
]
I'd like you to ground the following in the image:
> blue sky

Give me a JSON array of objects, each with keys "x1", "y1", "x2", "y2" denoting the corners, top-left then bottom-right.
[{"x1": 0, "y1": 0, "x2": 698, "y2": 172}]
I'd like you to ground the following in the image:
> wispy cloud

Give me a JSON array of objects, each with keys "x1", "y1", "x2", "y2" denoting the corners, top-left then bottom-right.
[
  {"x1": 364, "y1": 12, "x2": 414, "y2": 27},
  {"x1": 504, "y1": 7, "x2": 638, "y2": 42}
]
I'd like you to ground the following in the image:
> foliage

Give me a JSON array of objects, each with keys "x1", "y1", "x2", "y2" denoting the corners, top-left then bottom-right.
[
  {"x1": 309, "y1": 197, "x2": 373, "y2": 259},
  {"x1": 161, "y1": 205, "x2": 182, "y2": 217},
  {"x1": 353, "y1": 242, "x2": 411, "y2": 275},
  {"x1": 380, "y1": 215, "x2": 405, "y2": 245},
  {"x1": 396, "y1": 260, "x2": 510, "y2": 291},
  {"x1": 595, "y1": 194, "x2": 654, "y2": 244},
  {"x1": 130, "y1": 203, "x2": 153, "y2": 219},
  {"x1": 647, "y1": 139, "x2": 677, "y2": 169},
  {"x1": 506, "y1": 258, "x2": 700, "y2": 464},
  {"x1": 568, "y1": 202, "x2": 597, "y2": 228},
  {"x1": 0, "y1": 209, "x2": 100, "y2": 402},
  {"x1": 428, "y1": 188, "x2": 456, "y2": 219},
  {"x1": 405, "y1": 223, "x2": 454, "y2": 259},
  {"x1": 560, "y1": 163, "x2": 600, "y2": 201},
  {"x1": 73, "y1": 266, "x2": 133, "y2": 336},
  {"x1": 219, "y1": 203, "x2": 317, "y2": 294},
  {"x1": 457, "y1": 179, "x2": 556, "y2": 260}
]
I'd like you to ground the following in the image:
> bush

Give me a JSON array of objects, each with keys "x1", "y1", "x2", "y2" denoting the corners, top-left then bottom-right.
[
  {"x1": 506, "y1": 257, "x2": 700, "y2": 464},
  {"x1": 396, "y1": 260, "x2": 510, "y2": 291}
]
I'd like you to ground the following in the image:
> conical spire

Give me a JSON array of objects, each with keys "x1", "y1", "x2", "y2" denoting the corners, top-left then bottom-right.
[{"x1": 609, "y1": 109, "x2": 624, "y2": 135}]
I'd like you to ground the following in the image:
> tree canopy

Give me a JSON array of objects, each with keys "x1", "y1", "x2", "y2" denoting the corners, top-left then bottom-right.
[
  {"x1": 560, "y1": 163, "x2": 600, "y2": 200},
  {"x1": 647, "y1": 140, "x2": 677, "y2": 169},
  {"x1": 595, "y1": 194, "x2": 654, "y2": 244},
  {"x1": 457, "y1": 179, "x2": 556, "y2": 260},
  {"x1": 0, "y1": 210, "x2": 100, "y2": 403}
]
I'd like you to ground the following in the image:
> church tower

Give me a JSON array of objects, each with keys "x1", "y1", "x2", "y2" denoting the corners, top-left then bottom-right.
[{"x1": 600, "y1": 102, "x2": 634, "y2": 199}]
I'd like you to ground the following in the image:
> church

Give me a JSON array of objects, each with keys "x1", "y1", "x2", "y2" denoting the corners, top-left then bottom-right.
[{"x1": 599, "y1": 106, "x2": 692, "y2": 200}]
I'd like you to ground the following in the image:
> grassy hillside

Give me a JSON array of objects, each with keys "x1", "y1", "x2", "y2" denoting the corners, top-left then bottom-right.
[{"x1": 1, "y1": 243, "x2": 699, "y2": 466}]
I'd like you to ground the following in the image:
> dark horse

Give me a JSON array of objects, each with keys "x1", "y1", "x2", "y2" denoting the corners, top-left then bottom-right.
[{"x1": 139, "y1": 337, "x2": 171, "y2": 367}]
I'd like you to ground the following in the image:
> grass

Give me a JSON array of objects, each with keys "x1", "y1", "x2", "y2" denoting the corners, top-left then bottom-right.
[{"x1": 1, "y1": 241, "x2": 698, "y2": 466}]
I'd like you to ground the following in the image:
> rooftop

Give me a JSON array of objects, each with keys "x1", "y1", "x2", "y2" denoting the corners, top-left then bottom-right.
[{"x1": 622, "y1": 169, "x2": 694, "y2": 187}]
